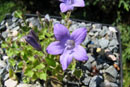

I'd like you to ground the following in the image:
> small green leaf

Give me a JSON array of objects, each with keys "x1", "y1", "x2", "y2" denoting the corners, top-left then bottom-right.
[
  {"x1": 24, "y1": 69, "x2": 34, "y2": 77},
  {"x1": 14, "y1": 10, "x2": 22, "y2": 19},
  {"x1": 39, "y1": 72, "x2": 47, "y2": 81},
  {"x1": 73, "y1": 69, "x2": 83, "y2": 78},
  {"x1": 45, "y1": 58, "x2": 56, "y2": 67},
  {"x1": 9, "y1": 59, "x2": 16, "y2": 67},
  {"x1": 35, "y1": 63, "x2": 45, "y2": 70},
  {"x1": 18, "y1": 61, "x2": 23, "y2": 68}
]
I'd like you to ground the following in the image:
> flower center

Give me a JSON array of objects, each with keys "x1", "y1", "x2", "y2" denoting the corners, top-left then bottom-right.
[
  {"x1": 65, "y1": 40, "x2": 75, "y2": 49},
  {"x1": 65, "y1": 0, "x2": 74, "y2": 5}
]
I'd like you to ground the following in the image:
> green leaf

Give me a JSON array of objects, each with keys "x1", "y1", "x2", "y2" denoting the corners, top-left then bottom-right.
[
  {"x1": 35, "y1": 63, "x2": 45, "y2": 70},
  {"x1": 45, "y1": 58, "x2": 56, "y2": 67},
  {"x1": 24, "y1": 69, "x2": 34, "y2": 77},
  {"x1": 14, "y1": 10, "x2": 22, "y2": 19},
  {"x1": 9, "y1": 59, "x2": 16, "y2": 67},
  {"x1": 18, "y1": 61, "x2": 23, "y2": 68},
  {"x1": 37, "y1": 71, "x2": 47, "y2": 81},
  {"x1": 73, "y1": 69, "x2": 83, "y2": 78}
]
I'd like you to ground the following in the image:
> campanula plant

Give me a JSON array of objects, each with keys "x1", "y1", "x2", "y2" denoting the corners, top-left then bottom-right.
[{"x1": 2, "y1": 0, "x2": 88, "y2": 86}]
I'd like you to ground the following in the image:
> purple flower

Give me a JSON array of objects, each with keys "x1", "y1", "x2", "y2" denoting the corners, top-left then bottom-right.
[
  {"x1": 24, "y1": 30, "x2": 42, "y2": 51},
  {"x1": 46, "y1": 24, "x2": 88, "y2": 70},
  {"x1": 59, "y1": 0, "x2": 85, "y2": 13}
]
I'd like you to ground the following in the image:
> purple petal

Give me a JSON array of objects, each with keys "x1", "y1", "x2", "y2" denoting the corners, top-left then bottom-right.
[
  {"x1": 60, "y1": 49, "x2": 73, "y2": 70},
  {"x1": 73, "y1": 45, "x2": 88, "y2": 61},
  {"x1": 54, "y1": 24, "x2": 70, "y2": 41},
  {"x1": 25, "y1": 35, "x2": 42, "y2": 51},
  {"x1": 72, "y1": 0, "x2": 85, "y2": 7},
  {"x1": 60, "y1": 3, "x2": 74, "y2": 13},
  {"x1": 29, "y1": 29, "x2": 39, "y2": 41},
  {"x1": 46, "y1": 41, "x2": 65, "y2": 55},
  {"x1": 71, "y1": 28, "x2": 87, "y2": 45}
]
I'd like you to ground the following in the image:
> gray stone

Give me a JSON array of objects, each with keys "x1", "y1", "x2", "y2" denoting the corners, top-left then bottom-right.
[
  {"x1": 0, "y1": 25, "x2": 6, "y2": 31},
  {"x1": 79, "y1": 22, "x2": 86, "y2": 27},
  {"x1": 89, "y1": 75, "x2": 103, "y2": 87},
  {"x1": 30, "y1": 18, "x2": 41, "y2": 29},
  {"x1": 103, "y1": 63, "x2": 110, "y2": 69},
  {"x1": 3, "y1": 73, "x2": 9, "y2": 81},
  {"x1": 92, "y1": 38, "x2": 99, "y2": 46},
  {"x1": 112, "y1": 32, "x2": 117, "y2": 39},
  {"x1": 1, "y1": 20, "x2": 5, "y2": 25},
  {"x1": 5, "y1": 79, "x2": 18, "y2": 87},
  {"x1": 84, "y1": 61, "x2": 92, "y2": 71},
  {"x1": 109, "y1": 39, "x2": 119, "y2": 47},
  {"x1": 52, "y1": 19, "x2": 60, "y2": 25},
  {"x1": 12, "y1": 17, "x2": 18, "y2": 22},
  {"x1": 82, "y1": 35, "x2": 91, "y2": 46},
  {"x1": 87, "y1": 54, "x2": 95, "y2": 63},
  {"x1": 6, "y1": 19, "x2": 13, "y2": 26},
  {"x1": 2, "y1": 31, "x2": 8, "y2": 38},
  {"x1": 82, "y1": 76, "x2": 91, "y2": 85},
  {"x1": 45, "y1": 14, "x2": 50, "y2": 21},
  {"x1": 88, "y1": 31, "x2": 94, "y2": 36},
  {"x1": 109, "y1": 27, "x2": 117, "y2": 33},
  {"x1": 0, "y1": 67, "x2": 6, "y2": 75},
  {"x1": 100, "y1": 26, "x2": 108, "y2": 36},
  {"x1": 69, "y1": 24, "x2": 78, "y2": 31},
  {"x1": 100, "y1": 80, "x2": 118, "y2": 87},
  {"x1": 12, "y1": 26, "x2": 20, "y2": 31},
  {"x1": 96, "y1": 64, "x2": 103, "y2": 70},
  {"x1": 105, "y1": 66, "x2": 118, "y2": 78},
  {"x1": 0, "y1": 60, "x2": 6, "y2": 68},
  {"x1": 92, "y1": 24, "x2": 102, "y2": 29},
  {"x1": 99, "y1": 38, "x2": 109, "y2": 49}
]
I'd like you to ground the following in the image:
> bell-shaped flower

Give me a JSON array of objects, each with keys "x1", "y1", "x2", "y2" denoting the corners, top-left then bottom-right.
[
  {"x1": 24, "y1": 29, "x2": 42, "y2": 51},
  {"x1": 46, "y1": 24, "x2": 88, "y2": 70},
  {"x1": 59, "y1": 0, "x2": 85, "y2": 13}
]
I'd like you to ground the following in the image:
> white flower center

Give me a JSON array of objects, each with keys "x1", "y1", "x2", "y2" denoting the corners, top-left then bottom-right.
[{"x1": 65, "y1": 40, "x2": 75, "y2": 49}]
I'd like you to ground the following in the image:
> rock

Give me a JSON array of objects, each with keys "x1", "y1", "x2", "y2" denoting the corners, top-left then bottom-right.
[
  {"x1": 1, "y1": 20, "x2": 5, "y2": 25},
  {"x1": 2, "y1": 31, "x2": 8, "y2": 38},
  {"x1": 89, "y1": 75, "x2": 103, "y2": 87},
  {"x1": 12, "y1": 17, "x2": 18, "y2": 22},
  {"x1": 109, "y1": 39, "x2": 119, "y2": 47},
  {"x1": 104, "y1": 73, "x2": 117, "y2": 83},
  {"x1": 5, "y1": 79, "x2": 18, "y2": 87},
  {"x1": 105, "y1": 66, "x2": 118, "y2": 78},
  {"x1": 0, "y1": 60, "x2": 6, "y2": 68},
  {"x1": 99, "y1": 38, "x2": 109, "y2": 49},
  {"x1": 45, "y1": 14, "x2": 50, "y2": 21},
  {"x1": 2, "y1": 56, "x2": 9, "y2": 60},
  {"x1": 79, "y1": 22, "x2": 87, "y2": 28},
  {"x1": 92, "y1": 24, "x2": 102, "y2": 29},
  {"x1": 6, "y1": 19, "x2": 13, "y2": 26},
  {"x1": 83, "y1": 61, "x2": 92, "y2": 71},
  {"x1": 0, "y1": 67, "x2": 6, "y2": 75},
  {"x1": 100, "y1": 26, "x2": 108, "y2": 36},
  {"x1": 109, "y1": 27, "x2": 117, "y2": 33},
  {"x1": 0, "y1": 25, "x2": 6, "y2": 31},
  {"x1": 82, "y1": 35, "x2": 91, "y2": 46},
  {"x1": 13, "y1": 26, "x2": 20, "y2": 31},
  {"x1": 82, "y1": 76, "x2": 91, "y2": 85},
  {"x1": 3, "y1": 73, "x2": 9, "y2": 81},
  {"x1": 103, "y1": 63, "x2": 110, "y2": 69},
  {"x1": 100, "y1": 80, "x2": 118, "y2": 87},
  {"x1": 87, "y1": 54, "x2": 95, "y2": 63}
]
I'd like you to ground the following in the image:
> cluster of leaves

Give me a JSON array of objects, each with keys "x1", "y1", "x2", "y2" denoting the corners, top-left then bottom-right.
[
  {"x1": 117, "y1": 24, "x2": 130, "y2": 87},
  {"x1": 1, "y1": 11, "x2": 82, "y2": 85},
  {"x1": 118, "y1": 24, "x2": 130, "y2": 62}
]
